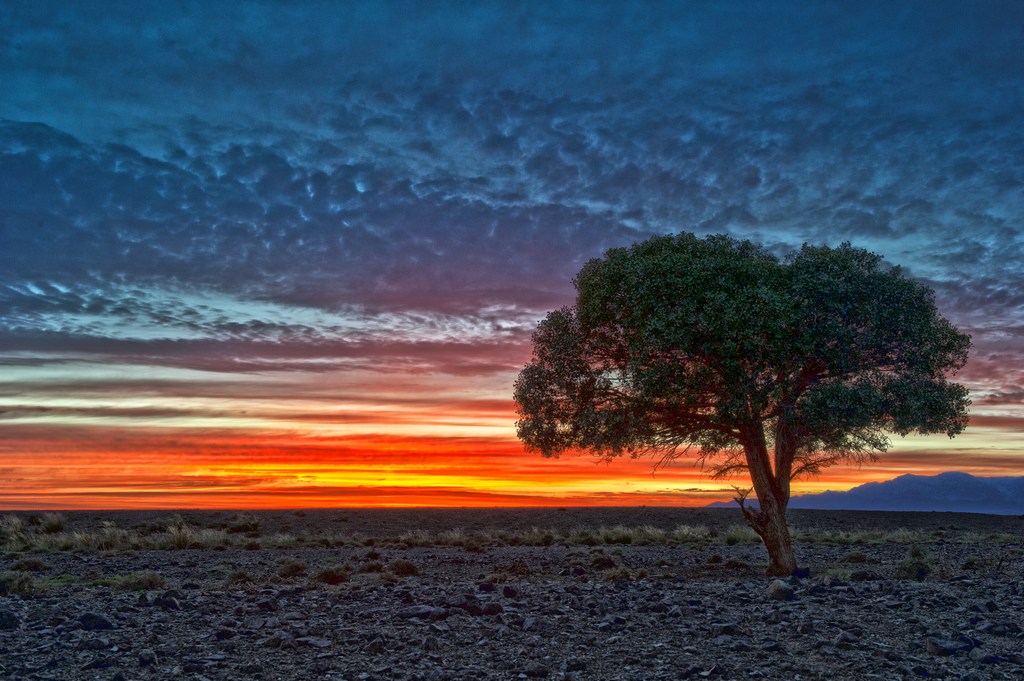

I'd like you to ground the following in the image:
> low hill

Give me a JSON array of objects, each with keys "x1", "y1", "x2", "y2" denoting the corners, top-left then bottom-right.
[{"x1": 709, "y1": 472, "x2": 1024, "y2": 515}]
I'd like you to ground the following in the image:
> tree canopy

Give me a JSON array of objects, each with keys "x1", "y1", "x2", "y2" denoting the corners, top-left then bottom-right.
[{"x1": 514, "y1": 233, "x2": 971, "y2": 574}]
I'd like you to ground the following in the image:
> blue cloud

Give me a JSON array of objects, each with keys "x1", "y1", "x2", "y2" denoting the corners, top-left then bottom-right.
[{"x1": 0, "y1": 0, "x2": 1022, "y2": 396}]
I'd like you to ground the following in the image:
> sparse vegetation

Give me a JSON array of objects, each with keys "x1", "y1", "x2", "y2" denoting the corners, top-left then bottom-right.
[
  {"x1": 225, "y1": 569, "x2": 258, "y2": 588},
  {"x1": 723, "y1": 525, "x2": 759, "y2": 545},
  {"x1": 277, "y1": 557, "x2": 307, "y2": 578},
  {"x1": 0, "y1": 570, "x2": 34, "y2": 596},
  {"x1": 895, "y1": 544, "x2": 932, "y2": 581},
  {"x1": 95, "y1": 571, "x2": 167, "y2": 591},
  {"x1": 11, "y1": 557, "x2": 48, "y2": 572},
  {"x1": 842, "y1": 551, "x2": 870, "y2": 564},
  {"x1": 1, "y1": 511, "x2": 1019, "y2": 566},
  {"x1": 39, "y1": 512, "x2": 66, "y2": 534},
  {"x1": 313, "y1": 564, "x2": 351, "y2": 585},
  {"x1": 227, "y1": 512, "x2": 260, "y2": 534},
  {"x1": 388, "y1": 558, "x2": 418, "y2": 577},
  {"x1": 1, "y1": 514, "x2": 26, "y2": 549}
]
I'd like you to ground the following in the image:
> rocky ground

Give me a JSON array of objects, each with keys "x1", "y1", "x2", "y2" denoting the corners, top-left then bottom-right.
[{"x1": 1, "y1": 508, "x2": 1022, "y2": 680}]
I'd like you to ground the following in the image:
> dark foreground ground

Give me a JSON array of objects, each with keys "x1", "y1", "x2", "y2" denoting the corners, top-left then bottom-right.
[{"x1": 1, "y1": 508, "x2": 1022, "y2": 680}]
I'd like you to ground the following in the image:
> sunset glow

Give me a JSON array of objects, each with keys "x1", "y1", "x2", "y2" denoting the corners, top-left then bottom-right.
[{"x1": 2, "y1": 2, "x2": 1023, "y2": 509}]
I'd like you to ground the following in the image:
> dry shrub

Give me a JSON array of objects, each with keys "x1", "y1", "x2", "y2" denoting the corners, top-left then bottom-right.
[
  {"x1": 388, "y1": 558, "x2": 418, "y2": 576},
  {"x1": 114, "y1": 571, "x2": 166, "y2": 591},
  {"x1": 39, "y1": 512, "x2": 66, "y2": 534},
  {"x1": 398, "y1": 529, "x2": 432, "y2": 547},
  {"x1": 722, "y1": 525, "x2": 759, "y2": 545},
  {"x1": 97, "y1": 521, "x2": 136, "y2": 551},
  {"x1": 671, "y1": 525, "x2": 712, "y2": 543},
  {"x1": 1, "y1": 514, "x2": 26, "y2": 548},
  {"x1": 313, "y1": 565, "x2": 351, "y2": 585},
  {"x1": 894, "y1": 544, "x2": 931, "y2": 581},
  {"x1": 277, "y1": 557, "x2": 307, "y2": 578},
  {"x1": 0, "y1": 570, "x2": 34, "y2": 596},
  {"x1": 357, "y1": 560, "x2": 384, "y2": 574},
  {"x1": 11, "y1": 557, "x2": 48, "y2": 572},
  {"x1": 227, "y1": 513, "x2": 260, "y2": 534}
]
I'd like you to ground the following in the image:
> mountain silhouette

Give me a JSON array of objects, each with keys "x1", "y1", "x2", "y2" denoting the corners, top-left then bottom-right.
[{"x1": 709, "y1": 472, "x2": 1024, "y2": 515}]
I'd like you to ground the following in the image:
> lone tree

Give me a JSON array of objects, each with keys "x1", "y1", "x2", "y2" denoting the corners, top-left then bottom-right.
[{"x1": 514, "y1": 233, "x2": 971, "y2": 575}]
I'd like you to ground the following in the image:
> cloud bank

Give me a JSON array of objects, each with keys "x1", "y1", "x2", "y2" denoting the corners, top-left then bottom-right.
[{"x1": 1, "y1": 1, "x2": 1022, "y2": 506}]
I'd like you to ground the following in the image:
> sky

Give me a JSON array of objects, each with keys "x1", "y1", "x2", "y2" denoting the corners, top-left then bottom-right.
[{"x1": 1, "y1": 1, "x2": 1023, "y2": 509}]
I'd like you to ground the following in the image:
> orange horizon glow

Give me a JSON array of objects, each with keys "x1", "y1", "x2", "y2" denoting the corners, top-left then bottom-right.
[
  {"x1": 2, "y1": 357, "x2": 1021, "y2": 511},
  {"x1": 2, "y1": 408, "x2": 1019, "y2": 510}
]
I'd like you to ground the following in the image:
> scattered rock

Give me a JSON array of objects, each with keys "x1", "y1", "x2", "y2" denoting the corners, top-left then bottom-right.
[
  {"x1": 78, "y1": 612, "x2": 114, "y2": 631},
  {"x1": 833, "y1": 630, "x2": 859, "y2": 647},
  {"x1": 153, "y1": 590, "x2": 183, "y2": 610},
  {"x1": 924, "y1": 637, "x2": 970, "y2": 656},
  {"x1": 0, "y1": 609, "x2": 19, "y2": 630},
  {"x1": 711, "y1": 622, "x2": 744, "y2": 637},
  {"x1": 969, "y1": 646, "x2": 1002, "y2": 664},
  {"x1": 766, "y1": 580, "x2": 795, "y2": 601},
  {"x1": 3, "y1": 509, "x2": 1023, "y2": 680},
  {"x1": 523, "y1": 662, "x2": 549, "y2": 678},
  {"x1": 398, "y1": 605, "x2": 447, "y2": 621}
]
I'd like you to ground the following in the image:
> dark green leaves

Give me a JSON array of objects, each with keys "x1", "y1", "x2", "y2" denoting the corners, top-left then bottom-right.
[{"x1": 514, "y1": 232, "x2": 972, "y2": 481}]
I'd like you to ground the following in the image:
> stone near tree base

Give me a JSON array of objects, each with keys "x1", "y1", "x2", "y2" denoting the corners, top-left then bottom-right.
[{"x1": 766, "y1": 580, "x2": 795, "y2": 601}]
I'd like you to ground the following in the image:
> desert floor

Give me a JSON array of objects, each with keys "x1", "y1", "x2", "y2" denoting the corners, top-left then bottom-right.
[{"x1": 1, "y1": 507, "x2": 1022, "y2": 680}]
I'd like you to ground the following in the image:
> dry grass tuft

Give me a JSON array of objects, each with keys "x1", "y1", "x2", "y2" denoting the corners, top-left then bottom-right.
[
  {"x1": 313, "y1": 564, "x2": 351, "y2": 585},
  {"x1": 277, "y1": 557, "x2": 307, "y2": 578},
  {"x1": 388, "y1": 558, "x2": 418, "y2": 577}
]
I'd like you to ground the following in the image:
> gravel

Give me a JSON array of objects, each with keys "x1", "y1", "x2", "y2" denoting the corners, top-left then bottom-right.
[{"x1": 1, "y1": 508, "x2": 1022, "y2": 680}]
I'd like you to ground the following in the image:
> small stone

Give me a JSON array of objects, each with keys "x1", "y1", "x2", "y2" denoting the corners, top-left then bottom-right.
[
  {"x1": 447, "y1": 593, "x2": 483, "y2": 616},
  {"x1": 154, "y1": 590, "x2": 182, "y2": 611},
  {"x1": 365, "y1": 637, "x2": 386, "y2": 653},
  {"x1": 523, "y1": 662, "x2": 549, "y2": 678},
  {"x1": 969, "y1": 647, "x2": 1001, "y2": 664},
  {"x1": 924, "y1": 637, "x2": 969, "y2": 656},
  {"x1": 256, "y1": 597, "x2": 277, "y2": 612},
  {"x1": 711, "y1": 622, "x2": 743, "y2": 637},
  {"x1": 502, "y1": 585, "x2": 520, "y2": 598},
  {"x1": 398, "y1": 605, "x2": 447, "y2": 621},
  {"x1": 79, "y1": 612, "x2": 114, "y2": 631},
  {"x1": 0, "y1": 609, "x2": 19, "y2": 631},
  {"x1": 564, "y1": 658, "x2": 585, "y2": 672},
  {"x1": 766, "y1": 580, "x2": 795, "y2": 601},
  {"x1": 481, "y1": 601, "x2": 503, "y2": 616},
  {"x1": 522, "y1": 616, "x2": 543, "y2": 632},
  {"x1": 138, "y1": 649, "x2": 158, "y2": 667},
  {"x1": 80, "y1": 656, "x2": 114, "y2": 670},
  {"x1": 834, "y1": 630, "x2": 859, "y2": 647}
]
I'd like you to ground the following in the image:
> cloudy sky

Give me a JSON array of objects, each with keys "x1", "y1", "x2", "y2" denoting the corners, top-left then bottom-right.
[{"x1": 2, "y1": 1, "x2": 1022, "y2": 509}]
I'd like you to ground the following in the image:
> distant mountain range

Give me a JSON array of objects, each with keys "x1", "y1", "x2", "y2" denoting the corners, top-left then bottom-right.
[{"x1": 709, "y1": 472, "x2": 1024, "y2": 515}]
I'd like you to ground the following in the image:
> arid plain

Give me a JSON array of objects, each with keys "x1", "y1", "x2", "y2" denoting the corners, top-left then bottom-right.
[{"x1": 2, "y1": 507, "x2": 1022, "y2": 680}]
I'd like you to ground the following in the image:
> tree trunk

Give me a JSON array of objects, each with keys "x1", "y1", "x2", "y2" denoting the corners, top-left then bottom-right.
[
  {"x1": 738, "y1": 422, "x2": 798, "y2": 576},
  {"x1": 741, "y1": 497, "x2": 797, "y2": 576}
]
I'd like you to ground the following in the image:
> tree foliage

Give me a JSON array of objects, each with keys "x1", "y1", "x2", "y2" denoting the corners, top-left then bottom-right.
[{"x1": 514, "y1": 233, "x2": 971, "y2": 574}]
